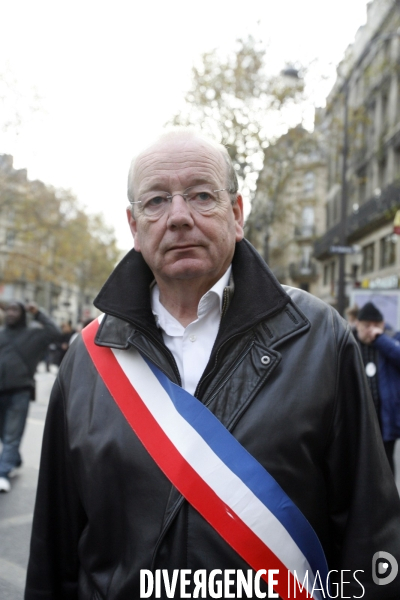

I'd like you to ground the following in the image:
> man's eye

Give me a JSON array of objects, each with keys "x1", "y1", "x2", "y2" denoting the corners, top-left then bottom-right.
[
  {"x1": 194, "y1": 191, "x2": 213, "y2": 202},
  {"x1": 146, "y1": 195, "x2": 167, "y2": 207}
]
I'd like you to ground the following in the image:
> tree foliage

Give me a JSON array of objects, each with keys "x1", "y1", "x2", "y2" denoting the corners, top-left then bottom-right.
[
  {"x1": 0, "y1": 157, "x2": 121, "y2": 297},
  {"x1": 244, "y1": 126, "x2": 324, "y2": 262},
  {"x1": 169, "y1": 35, "x2": 306, "y2": 195}
]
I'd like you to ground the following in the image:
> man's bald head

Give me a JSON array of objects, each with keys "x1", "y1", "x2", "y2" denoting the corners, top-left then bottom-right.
[{"x1": 127, "y1": 129, "x2": 238, "y2": 205}]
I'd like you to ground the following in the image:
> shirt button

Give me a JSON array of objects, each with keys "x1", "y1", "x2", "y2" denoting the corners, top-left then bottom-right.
[{"x1": 189, "y1": 335, "x2": 197, "y2": 342}]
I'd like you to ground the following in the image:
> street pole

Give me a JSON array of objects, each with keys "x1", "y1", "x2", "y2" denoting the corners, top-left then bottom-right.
[{"x1": 337, "y1": 81, "x2": 349, "y2": 317}]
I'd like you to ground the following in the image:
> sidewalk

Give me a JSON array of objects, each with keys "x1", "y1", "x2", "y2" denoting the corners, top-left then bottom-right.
[{"x1": 0, "y1": 365, "x2": 56, "y2": 599}]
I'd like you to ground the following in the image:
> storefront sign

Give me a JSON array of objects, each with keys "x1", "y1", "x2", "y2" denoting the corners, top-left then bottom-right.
[
  {"x1": 361, "y1": 275, "x2": 399, "y2": 290},
  {"x1": 330, "y1": 245, "x2": 360, "y2": 254}
]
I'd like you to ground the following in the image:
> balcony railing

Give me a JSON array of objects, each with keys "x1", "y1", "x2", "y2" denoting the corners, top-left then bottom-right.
[
  {"x1": 313, "y1": 222, "x2": 342, "y2": 259},
  {"x1": 314, "y1": 181, "x2": 400, "y2": 259},
  {"x1": 294, "y1": 224, "x2": 316, "y2": 240}
]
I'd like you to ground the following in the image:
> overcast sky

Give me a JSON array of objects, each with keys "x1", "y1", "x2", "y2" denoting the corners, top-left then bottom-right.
[{"x1": 1, "y1": 0, "x2": 370, "y2": 250}]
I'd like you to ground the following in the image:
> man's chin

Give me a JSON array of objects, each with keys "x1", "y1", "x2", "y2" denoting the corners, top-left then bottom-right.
[{"x1": 162, "y1": 258, "x2": 212, "y2": 280}]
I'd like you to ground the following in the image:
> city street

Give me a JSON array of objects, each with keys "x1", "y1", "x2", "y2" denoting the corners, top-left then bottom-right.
[{"x1": 1, "y1": 365, "x2": 400, "y2": 599}]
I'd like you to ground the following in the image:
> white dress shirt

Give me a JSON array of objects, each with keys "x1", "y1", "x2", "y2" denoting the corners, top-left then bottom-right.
[{"x1": 151, "y1": 266, "x2": 232, "y2": 395}]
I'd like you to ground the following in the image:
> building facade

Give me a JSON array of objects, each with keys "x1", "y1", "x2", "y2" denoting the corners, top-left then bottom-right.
[
  {"x1": 245, "y1": 126, "x2": 327, "y2": 296},
  {"x1": 314, "y1": 0, "x2": 400, "y2": 314}
]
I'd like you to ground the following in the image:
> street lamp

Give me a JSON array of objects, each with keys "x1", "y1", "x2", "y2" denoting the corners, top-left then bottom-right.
[
  {"x1": 336, "y1": 27, "x2": 400, "y2": 316},
  {"x1": 281, "y1": 66, "x2": 301, "y2": 79}
]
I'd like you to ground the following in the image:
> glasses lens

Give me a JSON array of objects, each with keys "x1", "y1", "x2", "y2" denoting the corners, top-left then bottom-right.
[
  {"x1": 140, "y1": 192, "x2": 170, "y2": 216},
  {"x1": 187, "y1": 186, "x2": 218, "y2": 213}
]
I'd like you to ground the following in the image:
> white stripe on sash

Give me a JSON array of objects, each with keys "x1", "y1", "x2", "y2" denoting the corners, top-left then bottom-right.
[{"x1": 112, "y1": 345, "x2": 321, "y2": 600}]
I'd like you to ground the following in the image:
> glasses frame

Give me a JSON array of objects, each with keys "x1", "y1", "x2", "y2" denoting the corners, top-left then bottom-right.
[{"x1": 130, "y1": 186, "x2": 235, "y2": 218}]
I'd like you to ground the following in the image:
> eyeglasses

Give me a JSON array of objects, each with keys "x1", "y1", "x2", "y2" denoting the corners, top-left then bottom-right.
[{"x1": 130, "y1": 185, "x2": 233, "y2": 218}]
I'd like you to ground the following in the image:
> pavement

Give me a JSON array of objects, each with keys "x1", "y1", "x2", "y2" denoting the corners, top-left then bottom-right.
[
  {"x1": 0, "y1": 365, "x2": 400, "y2": 599},
  {"x1": 0, "y1": 364, "x2": 57, "y2": 600}
]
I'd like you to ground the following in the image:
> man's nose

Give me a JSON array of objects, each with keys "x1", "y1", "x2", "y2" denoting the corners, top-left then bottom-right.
[{"x1": 166, "y1": 194, "x2": 194, "y2": 227}]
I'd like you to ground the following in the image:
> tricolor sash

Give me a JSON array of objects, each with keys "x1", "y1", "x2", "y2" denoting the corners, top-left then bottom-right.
[{"x1": 82, "y1": 317, "x2": 328, "y2": 600}]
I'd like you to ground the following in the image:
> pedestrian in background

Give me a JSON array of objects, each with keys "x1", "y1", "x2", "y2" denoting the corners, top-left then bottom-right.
[
  {"x1": 345, "y1": 303, "x2": 359, "y2": 330},
  {"x1": 68, "y1": 318, "x2": 94, "y2": 347},
  {"x1": 0, "y1": 301, "x2": 60, "y2": 493},
  {"x1": 52, "y1": 321, "x2": 75, "y2": 366},
  {"x1": 354, "y1": 301, "x2": 400, "y2": 473}
]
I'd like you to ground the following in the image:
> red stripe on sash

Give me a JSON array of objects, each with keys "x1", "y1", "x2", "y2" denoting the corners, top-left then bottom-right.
[{"x1": 82, "y1": 319, "x2": 312, "y2": 600}]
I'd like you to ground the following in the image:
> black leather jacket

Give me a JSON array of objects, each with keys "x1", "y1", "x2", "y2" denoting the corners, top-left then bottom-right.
[
  {"x1": 0, "y1": 311, "x2": 60, "y2": 393},
  {"x1": 26, "y1": 240, "x2": 400, "y2": 599}
]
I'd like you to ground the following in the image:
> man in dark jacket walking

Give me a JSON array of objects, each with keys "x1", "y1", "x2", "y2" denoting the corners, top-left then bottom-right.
[
  {"x1": 354, "y1": 301, "x2": 400, "y2": 472},
  {"x1": 0, "y1": 301, "x2": 60, "y2": 492}
]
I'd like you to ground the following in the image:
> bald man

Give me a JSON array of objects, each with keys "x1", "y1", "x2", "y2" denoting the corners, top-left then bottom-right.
[{"x1": 26, "y1": 130, "x2": 400, "y2": 600}]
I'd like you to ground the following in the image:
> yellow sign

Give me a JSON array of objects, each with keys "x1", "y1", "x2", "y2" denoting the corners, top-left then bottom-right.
[{"x1": 394, "y1": 209, "x2": 400, "y2": 235}]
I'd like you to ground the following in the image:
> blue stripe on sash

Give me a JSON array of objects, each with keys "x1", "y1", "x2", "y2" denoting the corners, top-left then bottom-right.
[{"x1": 144, "y1": 356, "x2": 328, "y2": 585}]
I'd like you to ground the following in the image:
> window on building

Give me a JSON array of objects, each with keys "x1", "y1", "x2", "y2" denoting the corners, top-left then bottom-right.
[
  {"x1": 383, "y1": 37, "x2": 391, "y2": 63},
  {"x1": 326, "y1": 203, "x2": 331, "y2": 229},
  {"x1": 355, "y1": 116, "x2": 366, "y2": 152},
  {"x1": 303, "y1": 172, "x2": 315, "y2": 196},
  {"x1": 362, "y1": 243, "x2": 375, "y2": 274},
  {"x1": 394, "y1": 146, "x2": 400, "y2": 179},
  {"x1": 300, "y1": 246, "x2": 312, "y2": 272},
  {"x1": 333, "y1": 192, "x2": 339, "y2": 224},
  {"x1": 328, "y1": 144, "x2": 338, "y2": 189},
  {"x1": 368, "y1": 101, "x2": 376, "y2": 146},
  {"x1": 301, "y1": 206, "x2": 315, "y2": 236},
  {"x1": 357, "y1": 168, "x2": 367, "y2": 205},
  {"x1": 354, "y1": 76, "x2": 361, "y2": 100},
  {"x1": 330, "y1": 261, "x2": 336, "y2": 295},
  {"x1": 323, "y1": 264, "x2": 329, "y2": 286},
  {"x1": 351, "y1": 264, "x2": 359, "y2": 285},
  {"x1": 381, "y1": 91, "x2": 389, "y2": 135},
  {"x1": 302, "y1": 206, "x2": 314, "y2": 225},
  {"x1": 7, "y1": 207, "x2": 16, "y2": 223},
  {"x1": 367, "y1": 164, "x2": 373, "y2": 198},
  {"x1": 397, "y1": 75, "x2": 400, "y2": 120},
  {"x1": 6, "y1": 229, "x2": 16, "y2": 247},
  {"x1": 378, "y1": 154, "x2": 387, "y2": 189},
  {"x1": 380, "y1": 234, "x2": 397, "y2": 268}
]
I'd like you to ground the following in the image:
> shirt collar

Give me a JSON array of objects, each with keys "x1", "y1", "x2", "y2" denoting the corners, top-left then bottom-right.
[{"x1": 151, "y1": 265, "x2": 232, "y2": 334}]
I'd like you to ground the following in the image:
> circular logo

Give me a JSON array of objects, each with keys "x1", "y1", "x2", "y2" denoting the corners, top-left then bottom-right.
[
  {"x1": 365, "y1": 362, "x2": 377, "y2": 377},
  {"x1": 372, "y1": 551, "x2": 398, "y2": 585}
]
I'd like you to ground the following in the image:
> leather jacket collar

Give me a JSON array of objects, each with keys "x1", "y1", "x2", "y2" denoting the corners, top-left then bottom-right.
[{"x1": 93, "y1": 239, "x2": 292, "y2": 347}]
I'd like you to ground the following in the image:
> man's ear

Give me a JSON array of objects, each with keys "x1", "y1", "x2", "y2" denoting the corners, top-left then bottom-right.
[
  {"x1": 234, "y1": 195, "x2": 244, "y2": 242},
  {"x1": 126, "y1": 207, "x2": 141, "y2": 252}
]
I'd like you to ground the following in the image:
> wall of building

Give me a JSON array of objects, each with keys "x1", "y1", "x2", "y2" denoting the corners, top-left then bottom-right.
[
  {"x1": 245, "y1": 127, "x2": 327, "y2": 296},
  {"x1": 314, "y1": 0, "x2": 400, "y2": 310}
]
